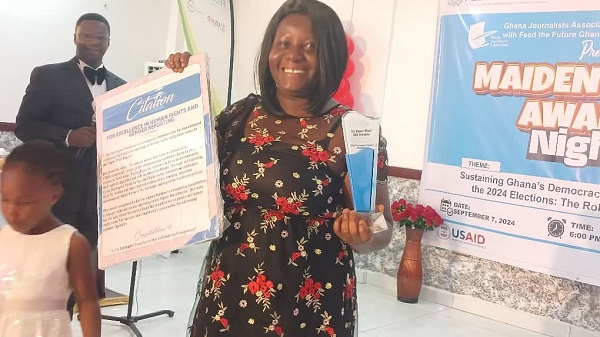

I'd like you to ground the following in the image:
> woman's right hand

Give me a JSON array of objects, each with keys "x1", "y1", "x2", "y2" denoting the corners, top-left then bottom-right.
[{"x1": 165, "y1": 52, "x2": 192, "y2": 73}]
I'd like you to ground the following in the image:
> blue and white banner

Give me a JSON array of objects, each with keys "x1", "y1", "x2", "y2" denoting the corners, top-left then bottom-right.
[
  {"x1": 95, "y1": 55, "x2": 223, "y2": 268},
  {"x1": 420, "y1": 0, "x2": 600, "y2": 285}
]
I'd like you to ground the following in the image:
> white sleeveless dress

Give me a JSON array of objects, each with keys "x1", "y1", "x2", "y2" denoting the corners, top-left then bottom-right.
[{"x1": 0, "y1": 224, "x2": 76, "y2": 337}]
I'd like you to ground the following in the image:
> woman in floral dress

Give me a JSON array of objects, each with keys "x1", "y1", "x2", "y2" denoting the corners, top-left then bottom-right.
[{"x1": 166, "y1": 1, "x2": 393, "y2": 336}]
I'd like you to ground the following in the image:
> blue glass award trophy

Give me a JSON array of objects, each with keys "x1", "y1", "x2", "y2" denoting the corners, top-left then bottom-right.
[{"x1": 342, "y1": 111, "x2": 387, "y2": 232}]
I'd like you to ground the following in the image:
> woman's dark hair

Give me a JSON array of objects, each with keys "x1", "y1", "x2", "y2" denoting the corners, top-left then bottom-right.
[
  {"x1": 4, "y1": 140, "x2": 71, "y2": 188},
  {"x1": 256, "y1": 0, "x2": 348, "y2": 116}
]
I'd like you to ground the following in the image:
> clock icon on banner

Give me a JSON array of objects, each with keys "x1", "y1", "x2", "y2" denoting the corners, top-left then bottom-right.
[{"x1": 547, "y1": 218, "x2": 565, "y2": 238}]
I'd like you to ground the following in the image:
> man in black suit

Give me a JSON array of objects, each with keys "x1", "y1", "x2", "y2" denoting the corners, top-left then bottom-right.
[{"x1": 15, "y1": 13, "x2": 126, "y2": 312}]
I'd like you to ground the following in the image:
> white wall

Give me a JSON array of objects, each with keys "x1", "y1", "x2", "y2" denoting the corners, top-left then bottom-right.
[
  {"x1": 227, "y1": 0, "x2": 433, "y2": 170},
  {"x1": 382, "y1": 1, "x2": 439, "y2": 170},
  {"x1": 0, "y1": 0, "x2": 173, "y2": 122},
  {"x1": 2, "y1": 0, "x2": 438, "y2": 171}
]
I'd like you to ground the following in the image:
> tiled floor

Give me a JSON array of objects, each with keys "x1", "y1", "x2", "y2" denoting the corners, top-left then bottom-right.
[{"x1": 71, "y1": 243, "x2": 549, "y2": 337}]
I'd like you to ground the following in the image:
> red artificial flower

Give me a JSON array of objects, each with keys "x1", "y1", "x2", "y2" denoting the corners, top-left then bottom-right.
[{"x1": 390, "y1": 198, "x2": 444, "y2": 231}]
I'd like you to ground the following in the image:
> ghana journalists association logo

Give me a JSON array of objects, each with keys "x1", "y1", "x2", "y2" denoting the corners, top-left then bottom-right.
[{"x1": 468, "y1": 21, "x2": 497, "y2": 49}]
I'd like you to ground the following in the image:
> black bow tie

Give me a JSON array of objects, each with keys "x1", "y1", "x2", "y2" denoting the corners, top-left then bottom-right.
[{"x1": 83, "y1": 66, "x2": 107, "y2": 85}]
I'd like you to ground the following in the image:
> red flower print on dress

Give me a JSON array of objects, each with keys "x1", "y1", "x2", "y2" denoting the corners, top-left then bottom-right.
[
  {"x1": 224, "y1": 174, "x2": 251, "y2": 202},
  {"x1": 306, "y1": 217, "x2": 326, "y2": 236},
  {"x1": 242, "y1": 263, "x2": 276, "y2": 311},
  {"x1": 205, "y1": 257, "x2": 229, "y2": 300},
  {"x1": 288, "y1": 237, "x2": 308, "y2": 266},
  {"x1": 311, "y1": 174, "x2": 332, "y2": 196},
  {"x1": 300, "y1": 142, "x2": 336, "y2": 169},
  {"x1": 316, "y1": 311, "x2": 336, "y2": 336},
  {"x1": 335, "y1": 244, "x2": 349, "y2": 266},
  {"x1": 344, "y1": 275, "x2": 355, "y2": 300},
  {"x1": 249, "y1": 107, "x2": 267, "y2": 128},
  {"x1": 259, "y1": 192, "x2": 308, "y2": 232},
  {"x1": 264, "y1": 311, "x2": 284, "y2": 337},
  {"x1": 253, "y1": 158, "x2": 279, "y2": 179},
  {"x1": 263, "y1": 312, "x2": 284, "y2": 336},
  {"x1": 247, "y1": 128, "x2": 280, "y2": 153},
  {"x1": 329, "y1": 106, "x2": 346, "y2": 117},
  {"x1": 236, "y1": 230, "x2": 259, "y2": 257},
  {"x1": 225, "y1": 202, "x2": 247, "y2": 220},
  {"x1": 211, "y1": 302, "x2": 230, "y2": 332},
  {"x1": 296, "y1": 268, "x2": 325, "y2": 313},
  {"x1": 298, "y1": 118, "x2": 318, "y2": 139},
  {"x1": 377, "y1": 152, "x2": 385, "y2": 169},
  {"x1": 307, "y1": 208, "x2": 340, "y2": 237},
  {"x1": 324, "y1": 106, "x2": 348, "y2": 123}
]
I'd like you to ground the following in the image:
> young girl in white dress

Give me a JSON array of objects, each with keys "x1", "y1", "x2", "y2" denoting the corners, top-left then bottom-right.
[{"x1": 0, "y1": 140, "x2": 100, "y2": 337}]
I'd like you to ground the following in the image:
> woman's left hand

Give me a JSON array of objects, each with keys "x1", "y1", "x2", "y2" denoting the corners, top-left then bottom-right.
[{"x1": 333, "y1": 204, "x2": 385, "y2": 246}]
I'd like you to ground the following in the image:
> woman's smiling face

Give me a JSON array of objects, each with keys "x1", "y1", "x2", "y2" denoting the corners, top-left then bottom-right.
[{"x1": 268, "y1": 14, "x2": 319, "y2": 100}]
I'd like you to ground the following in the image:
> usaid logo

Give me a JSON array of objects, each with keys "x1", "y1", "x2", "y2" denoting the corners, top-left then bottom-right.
[
  {"x1": 453, "y1": 227, "x2": 486, "y2": 245},
  {"x1": 440, "y1": 224, "x2": 486, "y2": 245}
]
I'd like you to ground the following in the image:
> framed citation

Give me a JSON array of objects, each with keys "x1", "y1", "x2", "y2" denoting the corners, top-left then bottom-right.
[{"x1": 95, "y1": 54, "x2": 223, "y2": 268}]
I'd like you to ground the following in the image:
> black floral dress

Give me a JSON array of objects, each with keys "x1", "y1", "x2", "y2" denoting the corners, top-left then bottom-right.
[{"x1": 189, "y1": 94, "x2": 388, "y2": 337}]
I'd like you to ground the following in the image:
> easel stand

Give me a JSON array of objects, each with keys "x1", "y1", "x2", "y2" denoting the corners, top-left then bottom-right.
[{"x1": 101, "y1": 261, "x2": 174, "y2": 336}]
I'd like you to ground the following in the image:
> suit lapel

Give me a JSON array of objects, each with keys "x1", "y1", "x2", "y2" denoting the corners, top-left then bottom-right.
[
  {"x1": 65, "y1": 58, "x2": 94, "y2": 103},
  {"x1": 105, "y1": 72, "x2": 122, "y2": 91}
]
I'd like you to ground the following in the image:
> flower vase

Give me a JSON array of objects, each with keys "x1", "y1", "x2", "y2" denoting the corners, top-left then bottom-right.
[{"x1": 396, "y1": 227, "x2": 424, "y2": 303}]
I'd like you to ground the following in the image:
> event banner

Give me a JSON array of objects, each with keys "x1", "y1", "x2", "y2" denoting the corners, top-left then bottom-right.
[
  {"x1": 95, "y1": 54, "x2": 224, "y2": 269},
  {"x1": 177, "y1": 0, "x2": 232, "y2": 113},
  {"x1": 420, "y1": 0, "x2": 600, "y2": 285}
]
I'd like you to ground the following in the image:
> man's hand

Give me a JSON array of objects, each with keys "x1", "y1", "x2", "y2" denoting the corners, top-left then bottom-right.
[
  {"x1": 68, "y1": 126, "x2": 96, "y2": 147},
  {"x1": 165, "y1": 52, "x2": 192, "y2": 73}
]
